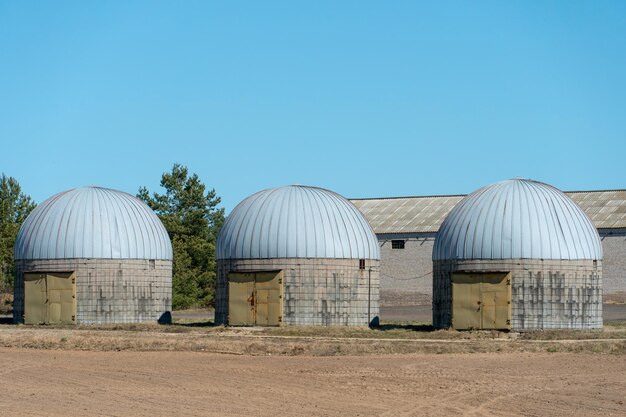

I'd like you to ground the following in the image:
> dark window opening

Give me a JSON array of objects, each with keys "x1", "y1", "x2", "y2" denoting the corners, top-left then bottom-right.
[
  {"x1": 359, "y1": 259, "x2": 365, "y2": 270},
  {"x1": 392, "y1": 240, "x2": 405, "y2": 249}
]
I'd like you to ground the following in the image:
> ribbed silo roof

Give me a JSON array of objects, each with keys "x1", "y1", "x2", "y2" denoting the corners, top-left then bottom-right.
[
  {"x1": 217, "y1": 185, "x2": 380, "y2": 260},
  {"x1": 15, "y1": 186, "x2": 173, "y2": 260},
  {"x1": 433, "y1": 179, "x2": 603, "y2": 261}
]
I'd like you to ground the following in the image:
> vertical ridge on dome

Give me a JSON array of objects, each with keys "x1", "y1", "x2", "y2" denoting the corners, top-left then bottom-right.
[
  {"x1": 14, "y1": 186, "x2": 173, "y2": 260},
  {"x1": 433, "y1": 179, "x2": 602, "y2": 261},
  {"x1": 217, "y1": 185, "x2": 379, "y2": 260}
]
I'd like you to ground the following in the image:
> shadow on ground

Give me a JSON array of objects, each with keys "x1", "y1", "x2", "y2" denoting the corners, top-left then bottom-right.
[
  {"x1": 172, "y1": 321, "x2": 216, "y2": 328},
  {"x1": 371, "y1": 323, "x2": 434, "y2": 332}
]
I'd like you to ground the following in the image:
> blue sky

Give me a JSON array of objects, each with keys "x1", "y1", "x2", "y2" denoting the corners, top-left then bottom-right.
[{"x1": 1, "y1": 1, "x2": 624, "y2": 212}]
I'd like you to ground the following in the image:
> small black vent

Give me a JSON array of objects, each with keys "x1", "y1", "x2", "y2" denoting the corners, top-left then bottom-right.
[
  {"x1": 359, "y1": 259, "x2": 365, "y2": 270},
  {"x1": 392, "y1": 240, "x2": 405, "y2": 249}
]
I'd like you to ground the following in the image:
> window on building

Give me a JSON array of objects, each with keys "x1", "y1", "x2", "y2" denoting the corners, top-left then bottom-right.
[
  {"x1": 359, "y1": 259, "x2": 365, "y2": 270},
  {"x1": 392, "y1": 240, "x2": 405, "y2": 249}
]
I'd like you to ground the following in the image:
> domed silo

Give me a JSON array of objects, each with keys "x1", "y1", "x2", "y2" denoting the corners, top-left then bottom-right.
[
  {"x1": 433, "y1": 179, "x2": 603, "y2": 330},
  {"x1": 13, "y1": 186, "x2": 173, "y2": 324},
  {"x1": 215, "y1": 185, "x2": 380, "y2": 326}
]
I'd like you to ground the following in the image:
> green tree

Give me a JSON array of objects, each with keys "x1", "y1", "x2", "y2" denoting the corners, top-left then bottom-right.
[
  {"x1": 138, "y1": 164, "x2": 224, "y2": 309},
  {"x1": 0, "y1": 174, "x2": 36, "y2": 289}
]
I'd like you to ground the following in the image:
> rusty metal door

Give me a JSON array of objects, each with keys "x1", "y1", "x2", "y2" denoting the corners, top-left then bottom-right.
[
  {"x1": 24, "y1": 272, "x2": 76, "y2": 324},
  {"x1": 452, "y1": 273, "x2": 511, "y2": 330},
  {"x1": 481, "y1": 292, "x2": 498, "y2": 329},
  {"x1": 493, "y1": 289, "x2": 511, "y2": 329},
  {"x1": 254, "y1": 271, "x2": 282, "y2": 326},
  {"x1": 228, "y1": 271, "x2": 282, "y2": 326},
  {"x1": 228, "y1": 273, "x2": 255, "y2": 325}
]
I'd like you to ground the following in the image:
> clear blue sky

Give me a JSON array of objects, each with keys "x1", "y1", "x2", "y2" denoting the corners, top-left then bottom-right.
[{"x1": 1, "y1": 2, "x2": 624, "y2": 212}]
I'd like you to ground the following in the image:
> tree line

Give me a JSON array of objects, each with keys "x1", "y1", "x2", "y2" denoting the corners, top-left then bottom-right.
[{"x1": 0, "y1": 164, "x2": 224, "y2": 310}]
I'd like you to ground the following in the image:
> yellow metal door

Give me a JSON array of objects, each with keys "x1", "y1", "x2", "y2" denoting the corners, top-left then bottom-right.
[
  {"x1": 494, "y1": 289, "x2": 511, "y2": 329},
  {"x1": 481, "y1": 291, "x2": 497, "y2": 329},
  {"x1": 228, "y1": 273, "x2": 255, "y2": 325},
  {"x1": 452, "y1": 274, "x2": 481, "y2": 329},
  {"x1": 228, "y1": 271, "x2": 282, "y2": 326},
  {"x1": 46, "y1": 272, "x2": 76, "y2": 324},
  {"x1": 254, "y1": 271, "x2": 282, "y2": 326},
  {"x1": 255, "y1": 289, "x2": 270, "y2": 326},
  {"x1": 480, "y1": 273, "x2": 511, "y2": 330},
  {"x1": 24, "y1": 273, "x2": 47, "y2": 324},
  {"x1": 24, "y1": 272, "x2": 76, "y2": 324},
  {"x1": 452, "y1": 273, "x2": 511, "y2": 330}
]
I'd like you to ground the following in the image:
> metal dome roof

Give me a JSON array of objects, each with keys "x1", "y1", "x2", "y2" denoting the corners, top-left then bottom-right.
[
  {"x1": 217, "y1": 185, "x2": 380, "y2": 260},
  {"x1": 15, "y1": 186, "x2": 173, "y2": 260},
  {"x1": 433, "y1": 179, "x2": 603, "y2": 261}
]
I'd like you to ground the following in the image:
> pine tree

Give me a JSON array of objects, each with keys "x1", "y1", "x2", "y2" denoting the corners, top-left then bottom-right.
[
  {"x1": 0, "y1": 174, "x2": 36, "y2": 289},
  {"x1": 138, "y1": 164, "x2": 224, "y2": 309}
]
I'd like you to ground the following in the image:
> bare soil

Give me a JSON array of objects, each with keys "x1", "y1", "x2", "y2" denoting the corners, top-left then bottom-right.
[{"x1": 1, "y1": 348, "x2": 625, "y2": 416}]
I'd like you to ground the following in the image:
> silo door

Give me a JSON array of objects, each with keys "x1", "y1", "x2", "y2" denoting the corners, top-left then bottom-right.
[
  {"x1": 46, "y1": 272, "x2": 77, "y2": 324},
  {"x1": 228, "y1": 271, "x2": 283, "y2": 326},
  {"x1": 24, "y1": 274, "x2": 47, "y2": 324},
  {"x1": 228, "y1": 273, "x2": 255, "y2": 325},
  {"x1": 24, "y1": 272, "x2": 76, "y2": 324},
  {"x1": 254, "y1": 272, "x2": 282, "y2": 326},
  {"x1": 452, "y1": 273, "x2": 511, "y2": 330}
]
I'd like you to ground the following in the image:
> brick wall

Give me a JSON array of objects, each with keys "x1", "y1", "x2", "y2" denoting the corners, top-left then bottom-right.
[
  {"x1": 601, "y1": 232, "x2": 626, "y2": 301},
  {"x1": 378, "y1": 235, "x2": 434, "y2": 305}
]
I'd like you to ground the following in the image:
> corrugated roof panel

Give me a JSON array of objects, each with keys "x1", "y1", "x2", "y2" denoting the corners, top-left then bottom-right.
[
  {"x1": 432, "y1": 179, "x2": 602, "y2": 261},
  {"x1": 15, "y1": 187, "x2": 172, "y2": 260},
  {"x1": 217, "y1": 185, "x2": 379, "y2": 260}
]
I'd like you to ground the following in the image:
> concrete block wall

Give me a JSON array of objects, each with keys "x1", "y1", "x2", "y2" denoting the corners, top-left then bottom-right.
[
  {"x1": 378, "y1": 232, "x2": 624, "y2": 306},
  {"x1": 216, "y1": 258, "x2": 380, "y2": 326},
  {"x1": 378, "y1": 234, "x2": 434, "y2": 306},
  {"x1": 433, "y1": 259, "x2": 602, "y2": 330},
  {"x1": 601, "y1": 231, "x2": 626, "y2": 301},
  {"x1": 14, "y1": 259, "x2": 172, "y2": 324}
]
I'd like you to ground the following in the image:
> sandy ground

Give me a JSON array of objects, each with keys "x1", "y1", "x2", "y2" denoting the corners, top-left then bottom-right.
[{"x1": 0, "y1": 348, "x2": 624, "y2": 417}]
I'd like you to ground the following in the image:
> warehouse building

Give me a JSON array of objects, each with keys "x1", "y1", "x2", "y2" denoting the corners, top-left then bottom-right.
[
  {"x1": 352, "y1": 187, "x2": 626, "y2": 308},
  {"x1": 431, "y1": 178, "x2": 602, "y2": 330},
  {"x1": 215, "y1": 185, "x2": 380, "y2": 326},
  {"x1": 13, "y1": 186, "x2": 172, "y2": 324}
]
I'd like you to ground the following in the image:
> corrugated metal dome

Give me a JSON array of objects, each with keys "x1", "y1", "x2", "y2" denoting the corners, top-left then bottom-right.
[
  {"x1": 15, "y1": 186, "x2": 173, "y2": 260},
  {"x1": 217, "y1": 185, "x2": 380, "y2": 260},
  {"x1": 433, "y1": 179, "x2": 603, "y2": 261}
]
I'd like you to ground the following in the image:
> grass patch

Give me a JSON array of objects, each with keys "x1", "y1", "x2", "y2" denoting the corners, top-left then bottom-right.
[{"x1": 0, "y1": 320, "x2": 624, "y2": 356}]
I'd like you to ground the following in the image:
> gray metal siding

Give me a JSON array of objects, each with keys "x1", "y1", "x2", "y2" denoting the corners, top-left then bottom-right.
[
  {"x1": 217, "y1": 185, "x2": 380, "y2": 260},
  {"x1": 15, "y1": 187, "x2": 173, "y2": 261}
]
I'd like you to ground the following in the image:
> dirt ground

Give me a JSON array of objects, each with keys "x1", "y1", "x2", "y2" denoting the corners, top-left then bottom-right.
[
  {"x1": 0, "y1": 348, "x2": 624, "y2": 417},
  {"x1": 1, "y1": 305, "x2": 624, "y2": 416}
]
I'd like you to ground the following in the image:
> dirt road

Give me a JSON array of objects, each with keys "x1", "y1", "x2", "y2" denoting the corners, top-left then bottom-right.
[{"x1": 1, "y1": 348, "x2": 624, "y2": 416}]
